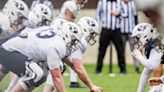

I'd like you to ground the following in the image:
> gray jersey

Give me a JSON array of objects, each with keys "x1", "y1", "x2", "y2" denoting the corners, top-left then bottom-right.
[
  {"x1": 2, "y1": 26, "x2": 67, "y2": 70},
  {"x1": 70, "y1": 36, "x2": 88, "y2": 60}
]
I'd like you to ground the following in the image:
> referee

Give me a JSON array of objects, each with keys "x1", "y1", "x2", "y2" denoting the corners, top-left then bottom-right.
[
  {"x1": 95, "y1": 0, "x2": 126, "y2": 74},
  {"x1": 120, "y1": 0, "x2": 140, "y2": 73}
]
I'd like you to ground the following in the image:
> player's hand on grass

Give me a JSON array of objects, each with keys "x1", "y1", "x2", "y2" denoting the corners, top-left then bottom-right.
[
  {"x1": 90, "y1": 85, "x2": 103, "y2": 92},
  {"x1": 148, "y1": 77, "x2": 163, "y2": 86}
]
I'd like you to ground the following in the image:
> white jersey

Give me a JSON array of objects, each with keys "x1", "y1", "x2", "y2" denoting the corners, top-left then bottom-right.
[
  {"x1": 45, "y1": 36, "x2": 88, "y2": 86},
  {"x1": 70, "y1": 36, "x2": 88, "y2": 60},
  {"x1": 2, "y1": 26, "x2": 67, "y2": 70},
  {"x1": 23, "y1": 12, "x2": 44, "y2": 29},
  {"x1": 136, "y1": 48, "x2": 163, "y2": 92}
]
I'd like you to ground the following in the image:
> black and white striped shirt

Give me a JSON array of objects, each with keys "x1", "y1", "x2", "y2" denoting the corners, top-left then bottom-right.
[
  {"x1": 96, "y1": 0, "x2": 121, "y2": 30},
  {"x1": 120, "y1": 0, "x2": 138, "y2": 34}
]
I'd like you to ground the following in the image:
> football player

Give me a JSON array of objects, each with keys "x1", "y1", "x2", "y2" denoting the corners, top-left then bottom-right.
[
  {"x1": 44, "y1": 16, "x2": 100, "y2": 92},
  {"x1": 44, "y1": 0, "x2": 81, "y2": 90},
  {"x1": 56, "y1": 0, "x2": 88, "y2": 88},
  {"x1": 0, "y1": 0, "x2": 29, "y2": 82},
  {"x1": 3, "y1": 3, "x2": 53, "y2": 92},
  {"x1": 134, "y1": 0, "x2": 164, "y2": 91},
  {"x1": 131, "y1": 23, "x2": 163, "y2": 92}
]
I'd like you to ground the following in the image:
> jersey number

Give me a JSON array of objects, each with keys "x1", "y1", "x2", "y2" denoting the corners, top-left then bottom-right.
[{"x1": 36, "y1": 29, "x2": 56, "y2": 39}]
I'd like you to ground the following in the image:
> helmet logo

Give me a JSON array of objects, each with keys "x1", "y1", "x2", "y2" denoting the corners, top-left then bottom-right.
[
  {"x1": 69, "y1": 26, "x2": 78, "y2": 34},
  {"x1": 86, "y1": 19, "x2": 95, "y2": 27},
  {"x1": 41, "y1": 7, "x2": 48, "y2": 15},
  {"x1": 14, "y1": 1, "x2": 24, "y2": 11}
]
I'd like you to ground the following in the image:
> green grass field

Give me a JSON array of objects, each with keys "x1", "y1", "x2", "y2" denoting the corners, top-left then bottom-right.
[{"x1": 0, "y1": 64, "x2": 150, "y2": 92}]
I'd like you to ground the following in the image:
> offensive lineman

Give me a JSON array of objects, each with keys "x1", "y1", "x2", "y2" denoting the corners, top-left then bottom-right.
[
  {"x1": 0, "y1": 0, "x2": 29, "y2": 81},
  {"x1": 44, "y1": 16, "x2": 100, "y2": 92},
  {"x1": 44, "y1": 0, "x2": 88, "y2": 90},
  {"x1": 0, "y1": 20, "x2": 103, "y2": 92},
  {"x1": 0, "y1": 3, "x2": 53, "y2": 92}
]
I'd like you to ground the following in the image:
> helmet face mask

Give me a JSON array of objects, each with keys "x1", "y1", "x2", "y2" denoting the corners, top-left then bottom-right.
[
  {"x1": 77, "y1": 17, "x2": 99, "y2": 46},
  {"x1": 65, "y1": 22, "x2": 82, "y2": 52},
  {"x1": 76, "y1": 0, "x2": 88, "y2": 9},
  {"x1": 132, "y1": 23, "x2": 159, "y2": 49},
  {"x1": 86, "y1": 31, "x2": 98, "y2": 45},
  {"x1": 132, "y1": 35, "x2": 143, "y2": 49},
  {"x1": 54, "y1": 21, "x2": 81, "y2": 53},
  {"x1": 66, "y1": 38, "x2": 79, "y2": 52},
  {"x1": 39, "y1": 17, "x2": 50, "y2": 26},
  {"x1": 3, "y1": 0, "x2": 29, "y2": 28}
]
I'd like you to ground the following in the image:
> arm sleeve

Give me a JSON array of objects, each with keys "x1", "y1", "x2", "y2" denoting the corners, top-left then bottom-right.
[
  {"x1": 120, "y1": 2, "x2": 128, "y2": 18},
  {"x1": 131, "y1": 1, "x2": 138, "y2": 24},
  {"x1": 96, "y1": 0, "x2": 103, "y2": 23},
  {"x1": 47, "y1": 47, "x2": 62, "y2": 70},
  {"x1": 138, "y1": 49, "x2": 163, "y2": 70},
  {"x1": 116, "y1": 0, "x2": 121, "y2": 16},
  {"x1": 137, "y1": 68, "x2": 153, "y2": 92}
]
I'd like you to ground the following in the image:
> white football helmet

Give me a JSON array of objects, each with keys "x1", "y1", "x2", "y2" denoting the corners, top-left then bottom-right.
[
  {"x1": 2, "y1": 0, "x2": 29, "y2": 26},
  {"x1": 77, "y1": 17, "x2": 99, "y2": 45},
  {"x1": 67, "y1": 22, "x2": 82, "y2": 52},
  {"x1": 67, "y1": 22, "x2": 82, "y2": 41},
  {"x1": 59, "y1": 23, "x2": 72, "y2": 45},
  {"x1": 50, "y1": 18, "x2": 70, "y2": 43},
  {"x1": 51, "y1": 18, "x2": 67, "y2": 31},
  {"x1": 59, "y1": 1, "x2": 78, "y2": 19},
  {"x1": 75, "y1": 0, "x2": 88, "y2": 9},
  {"x1": 28, "y1": 4, "x2": 52, "y2": 26},
  {"x1": 132, "y1": 23, "x2": 159, "y2": 49},
  {"x1": 61, "y1": 22, "x2": 82, "y2": 52}
]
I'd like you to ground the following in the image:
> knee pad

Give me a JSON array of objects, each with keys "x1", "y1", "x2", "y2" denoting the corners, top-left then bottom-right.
[
  {"x1": 60, "y1": 62, "x2": 66, "y2": 74},
  {"x1": 19, "y1": 61, "x2": 45, "y2": 89}
]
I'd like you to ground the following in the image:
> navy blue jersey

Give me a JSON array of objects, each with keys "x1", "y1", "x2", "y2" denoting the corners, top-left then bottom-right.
[{"x1": 144, "y1": 40, "x2": 164, "y2": 64}]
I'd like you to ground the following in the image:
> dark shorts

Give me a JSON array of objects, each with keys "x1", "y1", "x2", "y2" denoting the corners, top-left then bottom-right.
[
  {"x1": 0, "y1": 46, "x2": 28, "y2": 77},
  {"x1": 0, "y1": 66, "x2": 9, "y2": 74},
  {"x1": 0, "y1": 26, "x2": 24, "y2": 74}
]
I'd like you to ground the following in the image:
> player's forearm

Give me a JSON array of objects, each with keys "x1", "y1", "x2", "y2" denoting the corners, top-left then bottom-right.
[
  {"x1": 137, "y1": 68, "x2": 152, "y2": 92},
  {"x1": 72, "y1": 59, "x2": 94, "y2": 89},
  {"x1": 6, "y1": 75, "x2": 19, "y2": 92},
  {"x1": 51, "y1": 68, "x2": 66, "y2": 92}
]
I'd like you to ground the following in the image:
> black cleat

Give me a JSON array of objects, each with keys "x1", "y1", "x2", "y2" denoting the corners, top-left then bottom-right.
[
  {"x1": 70, "y1": 82, "x2": 85, "y2": 88},
  {"x1": 120, "y1": 69, "x2": 127, "y2": 75},
  {"x1": 135, "y1": 67, "x2": 141, "y2": 74}
]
